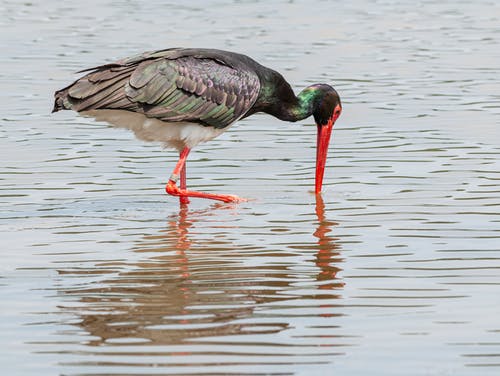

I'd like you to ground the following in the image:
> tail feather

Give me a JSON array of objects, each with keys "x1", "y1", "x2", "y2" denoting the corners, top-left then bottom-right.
[
  {"x1": 52, "y1": 67, "x2": 133, "y2": 113},
  {"x1": 52, "y1": 88, "x2": 70, "y2": 112}
]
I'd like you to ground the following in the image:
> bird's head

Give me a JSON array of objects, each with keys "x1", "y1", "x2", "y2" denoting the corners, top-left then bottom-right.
[{"x1": 309, "y1": 84, "x2": 342, "y2": 194}]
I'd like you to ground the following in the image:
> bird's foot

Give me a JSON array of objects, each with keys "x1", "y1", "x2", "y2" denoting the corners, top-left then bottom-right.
[
  {"x1": 218, "y1": 194, "x2": 248, "y2": 204},
  {"x1": 166, "y1": 181, "x2": 246, "y2": 204}
]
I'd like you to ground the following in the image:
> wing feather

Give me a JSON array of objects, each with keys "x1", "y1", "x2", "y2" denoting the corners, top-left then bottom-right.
[
  {"x1": 72, "y1": 80, "x2": 126, "y2": 111},
  {"x1": 54, "y1": 48, "x2": 261, "y2": 129}
]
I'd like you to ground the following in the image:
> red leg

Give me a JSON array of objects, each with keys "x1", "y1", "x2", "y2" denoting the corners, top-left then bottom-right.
[
  {"x1": 166, "y1": 147, "x2": 245, "y2": 204},
  {"x1": 179, "y1": 158, "x2": 190, "y2": 205}
]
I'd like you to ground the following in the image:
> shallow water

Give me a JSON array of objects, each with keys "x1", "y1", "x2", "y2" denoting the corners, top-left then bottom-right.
[{"x1": 1, "y1": 0, "x2": 500, "y2": 375}]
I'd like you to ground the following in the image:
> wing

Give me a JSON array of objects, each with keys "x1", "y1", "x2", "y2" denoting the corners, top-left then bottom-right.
[{"x1": 54, "y1": 49, "x2": 261, "y2": 129}]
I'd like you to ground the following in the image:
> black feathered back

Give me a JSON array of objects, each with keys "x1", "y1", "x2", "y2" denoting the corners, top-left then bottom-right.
[{"x1": 53, "y1": 48, "x2": 264, "y2": 129}]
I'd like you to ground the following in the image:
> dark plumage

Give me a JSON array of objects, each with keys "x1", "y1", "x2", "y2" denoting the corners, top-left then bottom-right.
[
  {"x1": 55, "y1": 48, "x2": 267, "y2": 129},
  {"x1": 53, "y1": 48, "x2": 342, "y2": 204}
]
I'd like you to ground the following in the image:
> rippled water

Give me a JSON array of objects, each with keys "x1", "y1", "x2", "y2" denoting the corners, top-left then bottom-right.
[{"x1": 1, "y1": 1, "x2": 500, "y2": 375}]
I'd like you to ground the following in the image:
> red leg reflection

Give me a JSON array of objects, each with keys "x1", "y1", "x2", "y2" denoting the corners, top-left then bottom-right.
[{"x1": 314, "y1": 194, "x2": 344, "y2": 289}]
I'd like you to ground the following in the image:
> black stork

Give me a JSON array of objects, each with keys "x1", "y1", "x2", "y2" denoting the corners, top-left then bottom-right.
[{"x1": 53, "y1": 48, "x2": 342, "y2": 204}]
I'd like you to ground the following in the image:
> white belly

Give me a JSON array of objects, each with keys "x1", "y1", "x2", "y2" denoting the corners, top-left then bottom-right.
[{"x1": 82, "y1": 109, "x2": 231, "y2": 150}]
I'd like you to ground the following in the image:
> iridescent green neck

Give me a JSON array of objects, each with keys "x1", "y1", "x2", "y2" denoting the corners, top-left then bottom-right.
[{"x1": 275, "y1": 86, "x2": 322, "y2": 122}]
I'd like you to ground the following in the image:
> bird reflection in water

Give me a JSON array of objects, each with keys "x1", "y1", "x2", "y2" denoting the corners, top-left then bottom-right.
[
  {"x1": 314, "y1": 194, "x2": 344, "y2": 291},
  {"x1": 54, "y1": 198, "x2": 343, "y2": 364}
]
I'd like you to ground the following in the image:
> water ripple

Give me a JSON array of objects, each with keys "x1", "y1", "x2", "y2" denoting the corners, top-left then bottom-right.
[{"x1": 2, "y1": 0, "x2": 500, "y2": 375}]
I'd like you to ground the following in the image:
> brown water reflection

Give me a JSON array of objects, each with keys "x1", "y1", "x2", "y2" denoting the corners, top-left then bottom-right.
[{"x1": 53, "y1": 197, "x2": 344, "y2": 371}]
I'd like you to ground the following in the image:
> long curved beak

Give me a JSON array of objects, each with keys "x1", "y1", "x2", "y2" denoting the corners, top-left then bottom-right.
[{"x1": 315, "y1": 120, "x2": 335, "y2": 194}]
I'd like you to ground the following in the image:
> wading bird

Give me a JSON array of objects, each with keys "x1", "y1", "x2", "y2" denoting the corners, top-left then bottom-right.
[{"x1": 53, "y1": 48, "x2": 342, "y2": 204}]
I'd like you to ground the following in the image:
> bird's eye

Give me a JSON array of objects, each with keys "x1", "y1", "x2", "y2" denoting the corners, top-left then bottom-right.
[{"x1": 333, "y1": 105, "x2": 342, "y2": 121}]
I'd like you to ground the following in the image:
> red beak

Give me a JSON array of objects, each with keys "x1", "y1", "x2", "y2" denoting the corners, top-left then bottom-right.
[
  {"x1": 315, "y1": 120, "x2": 334, "y2": 194},
  {"x1": 315, "y1": 102, "x2": 342, "y2": 194}
]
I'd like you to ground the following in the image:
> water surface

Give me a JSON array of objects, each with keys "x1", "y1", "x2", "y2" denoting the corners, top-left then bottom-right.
[{"x1": 1, "y1": 1, "x2": 499, "y2": 375}]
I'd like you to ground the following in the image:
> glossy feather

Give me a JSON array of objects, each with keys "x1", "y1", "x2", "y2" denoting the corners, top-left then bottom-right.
[{"x1": 54, "y1": 48, "x2": 262, "y2": 129}]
